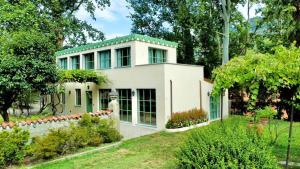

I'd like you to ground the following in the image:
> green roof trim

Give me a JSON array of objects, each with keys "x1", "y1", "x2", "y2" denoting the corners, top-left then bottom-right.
[{"x1": 55, "y1": 34, "x2": 178, "y2": 57}]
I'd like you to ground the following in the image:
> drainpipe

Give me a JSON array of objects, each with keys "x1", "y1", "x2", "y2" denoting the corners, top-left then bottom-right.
[{"x1": 170, "y1": 80, "x2": 173, "y2": 116}]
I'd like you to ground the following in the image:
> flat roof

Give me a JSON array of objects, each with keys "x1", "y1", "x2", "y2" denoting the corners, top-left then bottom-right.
[{"x1": 55, "y1": 34, "x2": 178, "y2": 57}]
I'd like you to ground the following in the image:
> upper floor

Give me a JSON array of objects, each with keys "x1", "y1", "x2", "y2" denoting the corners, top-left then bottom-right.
[{"x1": 55, "y1": 34, "x2": 178, "y2": 70}]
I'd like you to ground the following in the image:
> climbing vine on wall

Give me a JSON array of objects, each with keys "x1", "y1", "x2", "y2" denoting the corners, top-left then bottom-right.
[{"x1": 58, "y1": 69, "x2": 108, "y2": 85}]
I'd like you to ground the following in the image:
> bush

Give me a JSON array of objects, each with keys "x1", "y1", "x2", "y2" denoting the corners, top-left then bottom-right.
[
  {"x1": 255, "y1": 106, "x2": 277, "y2": 119},
  {"x1": 177, "y1": 118, "x2": 279, "y2": 169},
  {"x1": 30, "y1": 113, "x2": 121, "y2": 160},
  {"x1": 0, "y1": 128, "x2": 29, "y2": 168},
  {"x1": 166, "y1": 108, "x2": 207, "y2": 129}
]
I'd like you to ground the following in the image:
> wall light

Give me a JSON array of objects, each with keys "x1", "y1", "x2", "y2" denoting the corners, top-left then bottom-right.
[{"x1": 132, "y1": 90, "x2": 135, "y2": 96}]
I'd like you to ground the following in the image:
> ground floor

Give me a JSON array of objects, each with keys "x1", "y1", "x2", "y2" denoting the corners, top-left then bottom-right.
[{"x1": 56, "y1": 64, "x2": 229, "y2": 136}]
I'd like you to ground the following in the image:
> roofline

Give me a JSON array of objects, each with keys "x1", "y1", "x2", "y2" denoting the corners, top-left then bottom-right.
[{"x1": 55, "y1": 34, "x2": 178, "y2": 57}]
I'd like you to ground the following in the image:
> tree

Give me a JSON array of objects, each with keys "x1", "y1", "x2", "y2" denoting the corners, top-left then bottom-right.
[
  {"x1": 31, "y1": 0, "x2": 110, "y2": 49},
  {"x1": 259, "y1": 0, "x2": 300, "y2": 47},
  {"x1": 128, "y1": 0, "x2": 248, "y2": 78},
  {"x1": 0, "y1": 1, "x2": 58, "y2": 122}
]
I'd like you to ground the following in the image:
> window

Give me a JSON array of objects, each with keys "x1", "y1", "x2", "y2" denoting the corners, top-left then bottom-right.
[
  {"x1": 84, "y1": 53, "x2": 94, "y2": 69},
  {"x1": 59, "y1": 58, "x2": 68, "y2": 69},
  {"x1": 71, "y1": 56, "x2": 80, "y2": 69},
  {"x1": 98, "y1": 50, "x2": 111, "y2": 69},
  {"x1": 138, "y1": 89, "x2": 156, "y2": 126},
  {"x1": 116, "y1": 47, "x2": 131, "y2": 67},
  {"x1": 117, "y1": 89, "x2": 132, "y2": 122},
  {"x1": 75, "y1": 89, "x2": 81, "y2": 106},
  {"x1": 148, "y1": 48, "x2": 167, "y2": 64},
  {"x1": 99, "y1": 89, "x2": 111, "y2": 110}
]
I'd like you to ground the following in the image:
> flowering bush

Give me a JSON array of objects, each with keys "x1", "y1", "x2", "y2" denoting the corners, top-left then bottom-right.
[{"x1": 166, "y1": 108, "x2": 207, "y2": 129}]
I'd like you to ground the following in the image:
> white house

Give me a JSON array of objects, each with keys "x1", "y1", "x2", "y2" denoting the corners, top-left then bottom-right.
[{"x1": 55, "y1": 34, "x2": 228, "y2": 138}]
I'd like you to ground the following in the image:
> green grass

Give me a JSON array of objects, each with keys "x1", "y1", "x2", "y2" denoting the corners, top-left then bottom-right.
[{"x1": 28, "y1": 116, "x2": 300, "y2": 169}]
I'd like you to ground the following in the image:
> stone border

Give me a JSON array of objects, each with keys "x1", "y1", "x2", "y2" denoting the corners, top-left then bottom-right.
[
  {"x1": 165, "y1": 121, "x2": 209, "y2": 133},
  {"x1": 0, "y1": 111, "x2": 111, "y2": 130}
]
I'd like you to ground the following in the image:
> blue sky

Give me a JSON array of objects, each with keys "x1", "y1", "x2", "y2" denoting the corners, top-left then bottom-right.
[{"x1": 76, "y1": 0, "x2": 259, "y2": 42}]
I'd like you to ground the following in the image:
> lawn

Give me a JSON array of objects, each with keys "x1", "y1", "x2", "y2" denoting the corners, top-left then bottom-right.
[{"x1": 28, "y1": 116, "x2": 300, "y2": 169}]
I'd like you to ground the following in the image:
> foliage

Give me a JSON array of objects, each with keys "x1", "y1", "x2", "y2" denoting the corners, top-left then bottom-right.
[
  {"x1": 29, "y1": 0, "x2": 110, "y2": 48},
  {"x1": 258, "y1": 0, "x2": 300, "y2": 47},
  {"x1": 212, "y1": 45, "x2": 300, "y2": 114},
  {"x1": 166, "y1": 109, "x2": 207, "y2": 129},
  {"x1": 30, "y1": 113, "x2": 121, "y2": 160},
  {"x1": 177, "y1": 118, "x2": 279, "y2": 169},
  {"x1": 127, "y1": 0, "x2": 249, "y2": 77},
  {"x1": 0, "y1": 128, "x2": 30, "y2": 168},
  {"x1": 58, "y1": 69, "x2": 108, "y2": 85},
  {"x1": 255, "y1": 106, "x2": 277, "y2": 119},
  {"x1": 0, "y1": 1, "x2": 59, "y2": 122}
]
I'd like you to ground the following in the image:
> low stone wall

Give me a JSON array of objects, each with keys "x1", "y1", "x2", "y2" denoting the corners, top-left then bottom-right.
[{"x1": 0, "y1": 111, "x2": 111, "y2": 138}]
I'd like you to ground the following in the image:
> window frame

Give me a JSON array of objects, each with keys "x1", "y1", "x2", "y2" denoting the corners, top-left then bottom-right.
[
  {"x1": 99, "y1": 89, "x2": 111, "y2": 110},
  {"x1": 116, "y1": 47, "x2": 131, "y2": 68},
  {"x1": 137, "y1": 89, "x2": 156, "y2": 126},
  {"x1": 75, "y1": 89, "x2": 82, "y2": 106},
  {"x1": 117, "y1": 89, "x2": 132, "y2": 122},
  {"x1": 98, "y1": 50, "x2": 111, "y2": 69},
  {"x1": 59, "y1": 57, "x2": 68, "y2": 69},
  {"x1": 148, "y1": 47, "x2": 167, "y2": 64},
  {"x1": 71, "y1": 55, "x2": 80, "y2": 69},
  {"x1": 84, "y1": 53, "x2": 95, "y2": 70}
]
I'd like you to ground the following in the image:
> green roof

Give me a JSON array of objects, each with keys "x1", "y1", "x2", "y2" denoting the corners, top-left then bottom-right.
[{"x1": 55, "y1": 34, "x2": 178, "y2": 57}]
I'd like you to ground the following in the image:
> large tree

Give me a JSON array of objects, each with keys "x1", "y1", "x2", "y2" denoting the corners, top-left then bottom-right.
[
  {"x1": 0, "y1": 0, "x2": 58, "y2": 122},
  {"x1": 32, "y1": 0, "x2": 110, "y2": 48},
  {"x1": 259, "y1": 0, "x2": 300, "y2": 47}
]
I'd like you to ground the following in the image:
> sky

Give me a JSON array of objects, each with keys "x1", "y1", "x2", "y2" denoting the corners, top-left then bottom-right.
[{"x1": 75, "y1": 0, "x2": 259, "y2": 42}]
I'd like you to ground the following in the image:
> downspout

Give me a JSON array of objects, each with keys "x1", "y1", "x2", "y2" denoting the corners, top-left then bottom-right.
[
  {"x1": 170, "y1": 80, "x2": 173, "y2": 115},
  {"x1": 199, "y1": 80, "x2": 202, "y2": 109}
]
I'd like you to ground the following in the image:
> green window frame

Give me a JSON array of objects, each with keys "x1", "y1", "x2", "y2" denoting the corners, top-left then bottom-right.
[
  {"x1": 148, "y1": 48, "x2": 167, "y2": 64},
  {"x1": 75, "y1": 89, "x2": 81, "y2": 106},
  {"x1": 98, "y1": 50, "x2": 111, "y2": 69},
  {"x1": 84, "y1": 53, "x2": 94, "y2": 69},
  {"x1": 116, "y1": 47, "x2": 131, "y2": 67},
  {"x1": 117, "y1": 89, "x2": 132, "y2": 122},
  {"x1": 99, "y1": 89, "x2": 111, "y2": 110},
  {"x1": 59, "y1": 58, "x2": 68, "y2": 69},
  {"x1": 71, "y1": 55, "x2": 80, "y2": 69},
  {"x1": 138, "y1": 89, "x2": 156, "y2": 126}
]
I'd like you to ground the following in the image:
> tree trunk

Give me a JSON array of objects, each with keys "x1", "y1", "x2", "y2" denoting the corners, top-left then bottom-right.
[
  {"x1": 1, "y1": 110, "x2": 9, "y2": 122},
  {"x1": 285, "y1": 105, "x2": 294, "y2": 168},
  {"x1": 223, "y1": 17, "x2": 230, "y2": 64}
]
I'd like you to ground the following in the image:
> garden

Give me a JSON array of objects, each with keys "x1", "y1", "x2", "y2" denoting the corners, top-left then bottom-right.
[{"x1": 15, "y1": 116, "x2": 299, "y2": 169}]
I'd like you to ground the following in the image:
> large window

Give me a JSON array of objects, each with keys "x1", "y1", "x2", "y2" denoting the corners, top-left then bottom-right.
[
  {"x1": 148, "y1": 48, "x2": 167, "y2": 64},
  {"x1": 138, "y1": 89, "x2": 156, "y2": 126},
  {"x1": 59, "y1": 58, "x2": 68, "y2": 69},
  {"x1": 71, "y1": 55, "x2": 80, "y2": 69},
  {"x1": 84, "y1": 53, "x2": 94, "y2": 69},
  {"x1": 99, "y1": 89, "x2": 111, "y2": 110},
  {"x1": 98, "y1": 50, "x2": 111, "y2": 69},
  {"x1": 116, "y1": 47, "x2": 131, "y2": 67},
  {"x1": 117, "y1": 89, "x2": 132, "y2": 122},
  {"x1": 75, "y1": 89, "x2": 81, "y2": 106}
]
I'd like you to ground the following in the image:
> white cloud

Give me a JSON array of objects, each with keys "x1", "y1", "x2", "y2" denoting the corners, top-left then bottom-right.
[
  {"x1": 237, "y1": 3, "x2": 262, "y2": 19},
  {"x1": 75, "y1": 0, "x2": 130, "y2": 22}
]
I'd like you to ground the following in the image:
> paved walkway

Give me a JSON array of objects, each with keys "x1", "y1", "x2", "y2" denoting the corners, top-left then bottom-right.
[{"x1": 278, "y1": 161, "x2": 300, "y2": 167}]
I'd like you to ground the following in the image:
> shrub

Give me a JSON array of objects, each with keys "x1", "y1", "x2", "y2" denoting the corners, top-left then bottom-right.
[
  {"x1": 0, "y1": 128, "x2": 30, "y2": 168},
  {"x1": 255, "y1": 106, "x2": 277, "y2": 119},
  {"x1": 177, "y1": 118, "x2": 279, "y2": 169},
  {"x1": 166, "y1": 108, "x2": 207, "y2": 129},
  {"x1": 30, "y1": 113, "x2": 121, "y2": 160}
]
